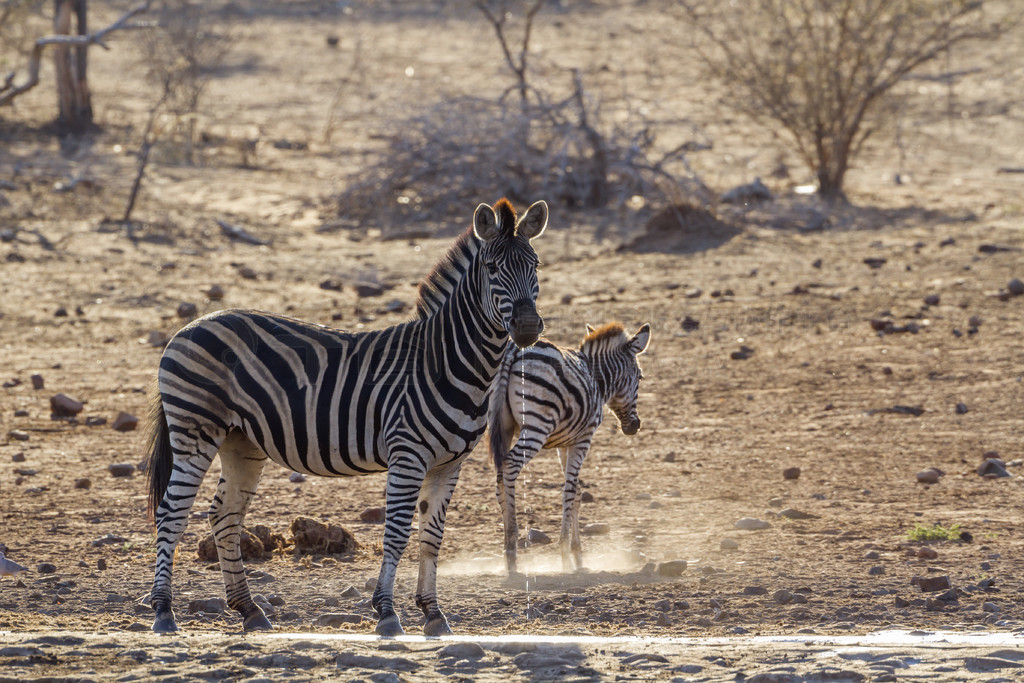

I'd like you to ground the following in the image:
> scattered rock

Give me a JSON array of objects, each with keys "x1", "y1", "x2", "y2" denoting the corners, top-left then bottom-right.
[
  {"x1": 289, "y1": 472, "x2": 306, "y2": 483},
  {"x1": 438, "y1": 642, "x2": 485, "y2": 660},
  {"x1": 917, "y1": 547, "x2": 938, "y2": 559},
  {"x1": 354, "y1": 283, "x2": 385, "y2": 298},
  {"x1": 290, "y1": 516, "x2": 360, "y2": 555},
  {"x1": 205, "y1": 284, "x2": 225, "y2": 301},
  {"x1": 657, "y1": 560, "x2": 687, "y2": 577},
  {"x1": 522, "y1": 528, "x2": 551, "y2": 546},
  {"x1": 188, "y1": 598, "x2": 227, "y2": 614},
  {"x1": 197, "y1": 527, "x2": 267, "y2": 562},
  {"x1": 923, "y1": 294, "x2": 940, "y2": 306},
  {"x1": 37, "y1": 563, "x2": 57, "y2": 574},
  {"x1": 582, "y1": 523, "x2": 610, "y2": 535},
  {"x1": 734, "y1": 517, "x2": 771, "y2": 531},
  {"x1": 30, "y1": 374, "x2": 44, "y2": 390},
  {"x1": 721, "y1": 177, "x2": 773, "y2": 204},
  {"x1": 340, "y1": 585, "x2": 361, "y2": 599},
  {"x1": 111, "y1": 412, "x2": 138, "y2": 432},
  {"x1": 1008, "y1": 278, "x2": 1024, "y2": 296},
  {"x1": 97, "y1": 558, "x2": 107, "y2": 570},
  {"x1": 50, "y1": 393, "x2": 84, "y2": 418},
  {"x1": 91, "y1": 534, "x2": 127, "y2": 547},
  {"x1": 85, "y1": 416, "x2": 107, "y2": 427},
  {"x1": 968, "y1": 314, "x2": 983, "y2": 328},
  {"x1": 772, "y1": 589, "x2": 793, "y2": 604},
  {"x1": 778, "y1": 508, "x2": 818, "y2": 520},
  {"x1": 868, "y1": 566, "x2": 885, "y2": 575},
  {"x1": 684, "y1": 287, "x2": 702, "y2": 299},
  {"x1": 730, "y1": 345, "x2": 755, "y2": 360},
  {"x1": 978, "y1": 244, "x2": 1018, "y2": 254},
  {"x1": 742, "y1": 585, "x2": 767, "y2": 595},
  {"x1": 982, "y1": 601, "x2": 1000, "y2": 613},
  {"x1": 863, "y1": 257, "x2": 887, "y2": 269},
  {"x1": 913, "y1": 575, "x2": 951, "y2": 593},
  {"x1": 955, "y1": 402, "x2": 969, "y2": 415},
  {"x1": 319, "y1": 278, "x2": 344, "y2": 292},
  {"x1": 108, "y1": 463, "x2": 135, "y2": 477},
  {"x1": 359, "y1": 506, "x2": 385, "y2": 523},
  {"x1": 580, "y1": 491, "x2": 595, "y2": 503},
  {"x1": 681, "y1": 315, "x2": 700, "y2": 332},
  {"x1": 655, "y1": 612, "x2": 672, "y2": 627},
  {"x1": 11, "y1": 452, "x2": 26, "y2": 462},
  {"x1": 237, "y1": 266, "x2": 258, "y2": 280},
  {"x1": 978, "y1": 458, "x2": 1010, "y2": 478},
  {"x1": 869, "y1": 405, "x2": 924, "y2": 417},
  {"x1": 176, "y1": 302, "x2": 198, "y2": 319},
  {"x1": 8, "y1": 430, "x2": 29, "y2": 442},
  {"x1": 720, "y1": 538, "x2": 739, "y2": 551},
  {"x1": 916, "y1": 467, "x2": 943, "y2": 484},
  {"x1": 315, "y1": 612, "x2": 363, "y2": 628},
  {"x1": 782, "y1": 467, "x2": 801, "y2": 480}
]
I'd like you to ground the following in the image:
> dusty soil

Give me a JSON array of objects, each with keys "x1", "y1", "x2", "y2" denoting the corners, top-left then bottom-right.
[{"x1": 2, "y1": 1, "x2": 1024, "y2": 680}]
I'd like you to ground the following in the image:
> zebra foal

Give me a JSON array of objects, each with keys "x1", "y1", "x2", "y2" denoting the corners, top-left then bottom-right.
[
  {"x1": 488, "y1": 321, "x2": 651, "y2": 575},
  {"x1": 145, "y1": 198, "x2": 548, "y2": 636}
]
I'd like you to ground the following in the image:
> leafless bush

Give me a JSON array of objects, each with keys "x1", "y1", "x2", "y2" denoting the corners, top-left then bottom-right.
[
  {"x1": 139, "y1": 0, "x2": 231, "y2": 165},
  {"x1": 678, "y1": 0, "x2": 1009, "y2": 202},
  {"x1": 333, "y1": 0, "x2": 711, "y2": 235}
]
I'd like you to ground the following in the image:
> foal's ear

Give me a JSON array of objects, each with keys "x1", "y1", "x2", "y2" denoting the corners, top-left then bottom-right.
[
  {"x1": 585, "y1": 323, "x2": 596, "y2": 335},
  {"x1": 517, "y1": 200, "x2": 548, "y2": 240},
  {"x1": 627, "y1": 323, "x2": 651, "y2": 355},
  {"x1": 473, "y1": 203, "x2": 500, "y2": 241}
]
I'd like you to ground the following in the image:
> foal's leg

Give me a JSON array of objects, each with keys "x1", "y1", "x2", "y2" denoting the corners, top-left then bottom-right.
[
  {"x1": 151, "y1": 416, "x2": 225, "y2": 633},
  {"x1": 499, "y1": 425, "x2": 548, "y2": 576},
  {"x1": 414, "y1": 458, "x2": 464, "y2": 636},
  {"x1": 560, "y1": 440, "x2": 590, "y2": 572},
  {"x1": 372, "y1": 446, "x2": 426, "y2": 637},
  {"x1": 207, "y1": 431, "x2": 270, "y2": 631}
]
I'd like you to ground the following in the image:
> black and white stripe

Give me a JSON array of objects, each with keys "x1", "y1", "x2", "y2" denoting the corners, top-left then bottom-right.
[
  {"x1": 146, "y1": 198, "x2": 548, "y2": 635},
  {"x1": 488, "y1": 321, "x2": 650, "y2": 574}
]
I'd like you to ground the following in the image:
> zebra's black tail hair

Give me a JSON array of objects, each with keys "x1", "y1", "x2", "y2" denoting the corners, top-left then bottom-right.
[
  {"x1": 487, "y1": 346, "x2": 517, "y2": 471},
  {"x1": 145, "y1": 386, "x2": 173, "y2": 523}
]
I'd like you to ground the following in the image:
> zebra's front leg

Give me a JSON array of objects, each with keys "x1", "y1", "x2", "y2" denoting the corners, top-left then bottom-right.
[
  {"x1": 208, "y1": 433, "x2": 269, "y2": 632},
  {"x1": 151, "y1": 441, "x2": 220, "y2": 633},
  {"x1": 372, "y1": 454, "x2": 424, "y2": 637},
  {"x1": 559, "y1": 441, "x2": 589, "y2": 572},
  {"x1": 500, "y1": 433, "x2": 544, "y2": 576},
  {"x1": 414, "y1": 458, "x2": 463, "y2": 636}
]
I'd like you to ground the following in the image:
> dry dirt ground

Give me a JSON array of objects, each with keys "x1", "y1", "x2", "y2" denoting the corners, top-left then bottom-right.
[{"x1": 2, "y1": 1, "x2": 1024, "y2": 680}]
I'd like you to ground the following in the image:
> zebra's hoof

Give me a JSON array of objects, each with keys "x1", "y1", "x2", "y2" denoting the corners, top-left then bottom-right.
[
  {"x1": 153, "y1": 616, "x2": 179, "y2": 633},
  {"x1": 375, "y1": 615, "x2": 405, "y2": 637},
  {"x1": 243, "y1": 611, "x2": 273, "y2": 632},
  {"x1": 423, "y1": 616, "x2": 452, "y2": 637}
]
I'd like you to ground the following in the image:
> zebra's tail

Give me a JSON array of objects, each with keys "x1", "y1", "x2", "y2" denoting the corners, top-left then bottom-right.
[
  {"x1": 488, "y1": 346, "x2": 517, "y2": 471},
  {"x1": 145, "y1": 386, "x2": 173, "y2": 523}
]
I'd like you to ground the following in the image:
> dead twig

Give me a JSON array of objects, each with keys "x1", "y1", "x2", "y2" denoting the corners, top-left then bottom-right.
[{"x1": 216, "y1": 219, "x2": 270, "y2": 246}]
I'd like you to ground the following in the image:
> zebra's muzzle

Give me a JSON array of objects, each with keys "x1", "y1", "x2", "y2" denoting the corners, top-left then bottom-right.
[
  {"x1": 620, "y1": 414, "x2": 641, "y2": 435},
  {"x1": 508, "y1": 301, "x2": 543, "y2": 348}
]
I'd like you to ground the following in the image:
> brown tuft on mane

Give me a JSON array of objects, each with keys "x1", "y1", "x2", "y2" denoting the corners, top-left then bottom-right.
[
  {"x1": 582, "y1": 322, "x2": 626, "y2": 343},
  {"x1": 494, "y1": 198, "x2": 518, "y2": 235}
]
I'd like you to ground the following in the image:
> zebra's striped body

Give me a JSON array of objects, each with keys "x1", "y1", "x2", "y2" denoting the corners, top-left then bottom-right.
[
  {"x1": 488, "y1": 322, "x2": 650, "y2": 574},
  {"x1": 146, "y1": 199, "x2": 548, "y2": 635}
]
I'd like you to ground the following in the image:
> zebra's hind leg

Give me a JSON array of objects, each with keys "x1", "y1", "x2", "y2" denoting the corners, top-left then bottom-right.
[
  {"x1": 150, "y1": 420, "x2": 225, "y2": 633},
  {"x1": 559, "y1": 442, "x2": 590, "y2": 572},
  {"x1": 414, "y1": 458, "x2": 464, "y2": 636},
  {"x1": 371, "y1": 450, "x2": 425, "y2": 637},
  {"x1": 499, "y1": 431, "x2": 545, "y2": 577},
  {"x1": 207, "y1": 431, "x2": 270, "y2": 632}
]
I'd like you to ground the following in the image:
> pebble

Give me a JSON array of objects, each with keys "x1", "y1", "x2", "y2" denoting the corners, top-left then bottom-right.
[
  {"x1": 437, "y1": 642, "x2": 485, "y2": 660},
  {"x1": 656, "y1": 560, "x2": 687, "y2": 577},
  {"x1": 955, "y1": 402, "x2": 969, "y2": 414},
  {"x1": 778, "y1": 508, "x2": 817, "y2": 520},
  {"x1": 782, "y1": 467, "x2": 801, "y2": 480},
  {"x1": 915, "y1": 468, "x2": 942, "y2": 484},
  {"x1": 923, "y1": 294, "x2": 940, "y2": 306},
  {"x1": 12, "y1": 452, "x2": 26, "y2": 462},
  {"x1": 734, "y1": 517, "x2": 771, "y2": 531},
  {"x1": 205, "y1": 284, "x2": 225, "y2": 300},
  {"x1": 30, "y1": 374, "x2": 44, "y2": 390},
  {"x1": 917, "y1": 547, "x2": 938, "y2": 559},
  {"x1": 340, "y1": 585, "x2": 361, "y2": 598},
  {"x1": 85, "y1": 416, "x2": 107, "y2": 427},
  {"x1": 720, "y1": 538, "x2": 739, "y2": 550},
  {"x1": 111, "y1": 412, "x2": 138, "y2": 432},
  {"x1": 978, "y1": 458, "x2": 1010, "y2": 478},
  {"x1": 983, "y1": 602, "x2": 1000, "y2": 613},
  {"x1": 655, "y1": 612, "x2": 672, "y2": 627},
  {"x1": 913, "y1": 575, "x2": 951, "y2": 593},
  {"x1": 176, "y1": 302, "x2": 198, "y2": 319},
  {"x1": 772, "y1": 589, "x2": 793, "y2": 604},
  {"x1": 50, "y1": 393, "x2": 83, "y2": 418},
  {"x1": 863, "y1": 551, "x2": 880, "y2": 560},
  {"x1": 37, "y1": 563, "x2": 57, "y2": 574},
  {"x1": 1008, "y1": 278, "x2": 1024, "y2": 296},
  {"x1": 74, "y1": 477, "x2": 91, "y2": 489},
  {"x1": 289, "y1": 472, "x2": 306, "y2": 483},
  {"x1": 108, "y1": 463, "x2": 135, "y2": 477},
  {"x1": 580, "y1": 491, "x2": 595, "y2": 503},
  {"x1": 315, "y1": 613, "x2": 363, "y2": 628},
  {"x1": 524, "y1": 528, "x2": 551, "y2": 545},
  {"x1": 868, "y1": 566, "x2": 885, "y2": 575},
  {"x1": 91, "y1": 534, "x2": 127, "y2": 547},
  {"x1": 635, "y1": 492, "x2": 652, "y2": 501},
  {"x1": 742, "y1": 586, "x2": 767, "y2": 595},
  {"x1": 582, "y1": 523, "x2": 610, "y2": 535},
  {"x1": 188, "y1": 598, "x2": 227, "y2": 614}
]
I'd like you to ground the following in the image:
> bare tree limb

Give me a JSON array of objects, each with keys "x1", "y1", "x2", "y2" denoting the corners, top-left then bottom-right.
[{"x1": 0, "y1": 0, "x2": 153, "y2": 107}]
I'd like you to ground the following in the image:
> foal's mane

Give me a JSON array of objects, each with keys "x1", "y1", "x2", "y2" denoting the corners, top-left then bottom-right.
[
  {"x1": 580, "y1": 322, "x2": 627, "y2": 353},
  {"x1": 414, "y1": 199, "x2": 518, "y2": 319}
]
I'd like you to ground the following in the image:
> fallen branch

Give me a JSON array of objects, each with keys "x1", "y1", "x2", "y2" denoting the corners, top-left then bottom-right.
[
  {"x1": 0, "y1": 0, "x2": 154, "y2": 108},
  {"x1": 216, "y1": 219, "x2": 270, "y2": 246}
]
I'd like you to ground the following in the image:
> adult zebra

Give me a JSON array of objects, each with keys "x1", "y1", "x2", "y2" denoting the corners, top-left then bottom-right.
[
  {"x1": 145, "y1": 198, "x2": 548, "y2": 636},
  {"x1": 488, "y1": 321, "x2": 650, "y2": 575}
]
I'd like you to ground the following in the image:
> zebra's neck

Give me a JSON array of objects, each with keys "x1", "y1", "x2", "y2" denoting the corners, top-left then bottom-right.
[{"x1": 581, "y1": 350, "x2": 617, "y2": 406}]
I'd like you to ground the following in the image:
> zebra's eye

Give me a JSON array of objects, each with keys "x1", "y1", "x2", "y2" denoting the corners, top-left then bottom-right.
[{"x1": 485, "y1": 261, "x2": 498, "y2": 274}]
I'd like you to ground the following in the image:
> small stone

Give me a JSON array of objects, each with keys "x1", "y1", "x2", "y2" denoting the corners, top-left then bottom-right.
[
  {"x1": 383, "y1": 299, "x2": 408, "y2": 313},
  {"x1": 524, "y1": 528, "x2": 551, "y2": 546},
  {"x1": 863, "y1": 257, "x2": 887, "y2": 269},
  {"x1": 111, "y1": 412, "x2": 138, "y2": 432},
  {"x1": 438, "y1": 642, "x2": 486, "y2": 660},
  {"x1": 315, "y1": 612, "x2": 363, "y2": 628},
  {"x1": 742, "y1": 585, "x2": 767, "y2": 595},
  {"x1": 656, "y1": 560, "x2": 687, "y2": 577},
  {"x1": 782, "y1": 467, "x2": 801, "y2": 480},
  {"x1": 37, "y1": 563, "x2": 57, "y2": 574},
  {"x1": 868, "y1": 566, "x2": 885, "y2": 576},
  {"x1": 85, "y1": 416, "x2": 107, "y2": 427},
  {"x1": 684, "y1": 287, "x2": 702, "y2": 299},
  {"x1": 145, "y1": 330, "x2": 168, "y2": 347},
  {"x1": 188, "y1": 598, "x2": 227, "y2": 614},
  {"x1": 358, "y1": 506, "x2": 385, "y2": 523},
  {"x1": 923, "y1": 294, "x2": 940, "y2": 306},
  {"x1": 635, "y1": 492, "x2": 652, "y2": 501},
  {"x1": 978, "y1": 458, "x2": 1010, "y2": 478},
  {"x1": 205, "y1": 284, "x2": 225, "y2": 301},
  {"x1": 720, "y1": 538, "x2": 739, "y2": 551},
  {"x1": 968, "y1": 315, "x2": 983, "y2": 328},
  {"x1": 982, "y1": 602, "x2": 1000, "y2": 613},
  {"x1": 54, "y1": 306, "x2": 68, "y2": 317},
  {"x1": 12, "y1": 452, "x2": 26, "y2": 462},
  {"x1": 582, "y1": 523, "x2": 610, "y2": 535},
  {"x1": 176, "y1": 302, "x2": 198, "y2": 319},
  {"x1": 30, "y1": 374, "x2": 44, "y2": 390},
  {"x1": 74, "y1": 477, "x2": 91, "y2": 489},
  {"x1": 319, "y1": 278, "x2": 344, "y2": 292},
  {"x1": 917, "y1": 547, "x2": 938, "y2": 559},
  {"x1": 237, "y1": 266, "x2": 257, "y2": 280},
  {"x1": 653, "y1": 599, "x2": 671, "y2": 612},
  {"x1": 289, "y1": 472, "x2": 307, "y2": 483},
  {"x1": 354, "y1": 283, "x2": 384, "y2": 298},
  {"x1": 863, "y1": 551, "x2": 880, "y2": 560},
  {"x1": 91, "y1": 534, "x2": 127, "y2": 547},
  {"x1": 50, "y1": 393, "x2": 84, "y2": 418},
  {"x1": 1008, "y1": 278, "x2": 1024, "y2": 296},
  {"x1": 108, "y1": 463, "x2": 135, "y2": 477},
  {"x1": 955, "y1": 402, "x2": 969, "y2": 414},
  {"x1": 772, "y1": 589, "x2": 793, "y2": 604},
  {"x1": 8, "y1": 430, "x2": 29, "y2": 442},
  {"x1": 916, "y1": 468, "x2": 942, "y2": 484},
  {"x1": 913, "y1": 575, "x2": 951, "y2": 593},
  {"x1": 340, "y1": 585, "x2": 361, "y2": 598},
  {"x1": 580, "y1": 491, "x2": 595, "y2": 503},
  {"x1": 734, "y1": 517, "x2": 771, "y2": 531},
  {"x1": 681, "y1": 315, "x2": 700, "y2": 332},
  {"x1": 779, "y1": 508, "x2": 818, "y2": 520},
  {"x1": 730, "y1": 345, "x2": 755, "y2": 360},
  {"x1": 97, "y1": 558, "x2": 107, "y2": 570},
  {"x1": 894, "y1": 596, "x2": 910, "y2": 608}
]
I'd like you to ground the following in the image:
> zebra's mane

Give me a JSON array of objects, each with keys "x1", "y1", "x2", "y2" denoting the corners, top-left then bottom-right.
[
  {"x1": 415, "y1": 199, "x2": 518, "y2": 319},
  {"x1": 580, "y1": 322, "x2": 628, "y2": 354}
]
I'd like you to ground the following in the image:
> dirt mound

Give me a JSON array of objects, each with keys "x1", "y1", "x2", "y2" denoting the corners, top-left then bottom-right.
[
  {"x1": 620, "y1": 203, "x2": 741, "y2": 253},
  {"x1": 195, "y1": 524, "x2": 290, "y2": 562},
  {"x1": 290, "y1": 516, "x2": 361, "y2": 555}
]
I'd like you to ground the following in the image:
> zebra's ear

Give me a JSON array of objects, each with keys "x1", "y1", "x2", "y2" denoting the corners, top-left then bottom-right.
[
  {"x1": 585, "y1": 323, "x2": 596, "y2": 334},
  {"x1": 517, "y1": 200, "x2": 548, "y2": 240},
  {"x1": 627, "y1": 323, "x2": 651, "y2": 355},
  {"x1": 473, "y1": 203, "x2": 501, "y2": 241}
]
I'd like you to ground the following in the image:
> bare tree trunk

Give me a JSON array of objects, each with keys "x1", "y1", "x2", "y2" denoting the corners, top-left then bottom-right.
[{"x1": 54, "y1": 0, "x2": 93, "y2": 134}]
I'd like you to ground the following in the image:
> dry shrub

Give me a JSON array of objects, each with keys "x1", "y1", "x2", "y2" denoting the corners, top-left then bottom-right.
[
  {"x1": 621, "y1": 202, "x2": 740, "y2": 254},
  {"x1": 290, "y1": 516, "x2": 361, "y2": 556}
]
